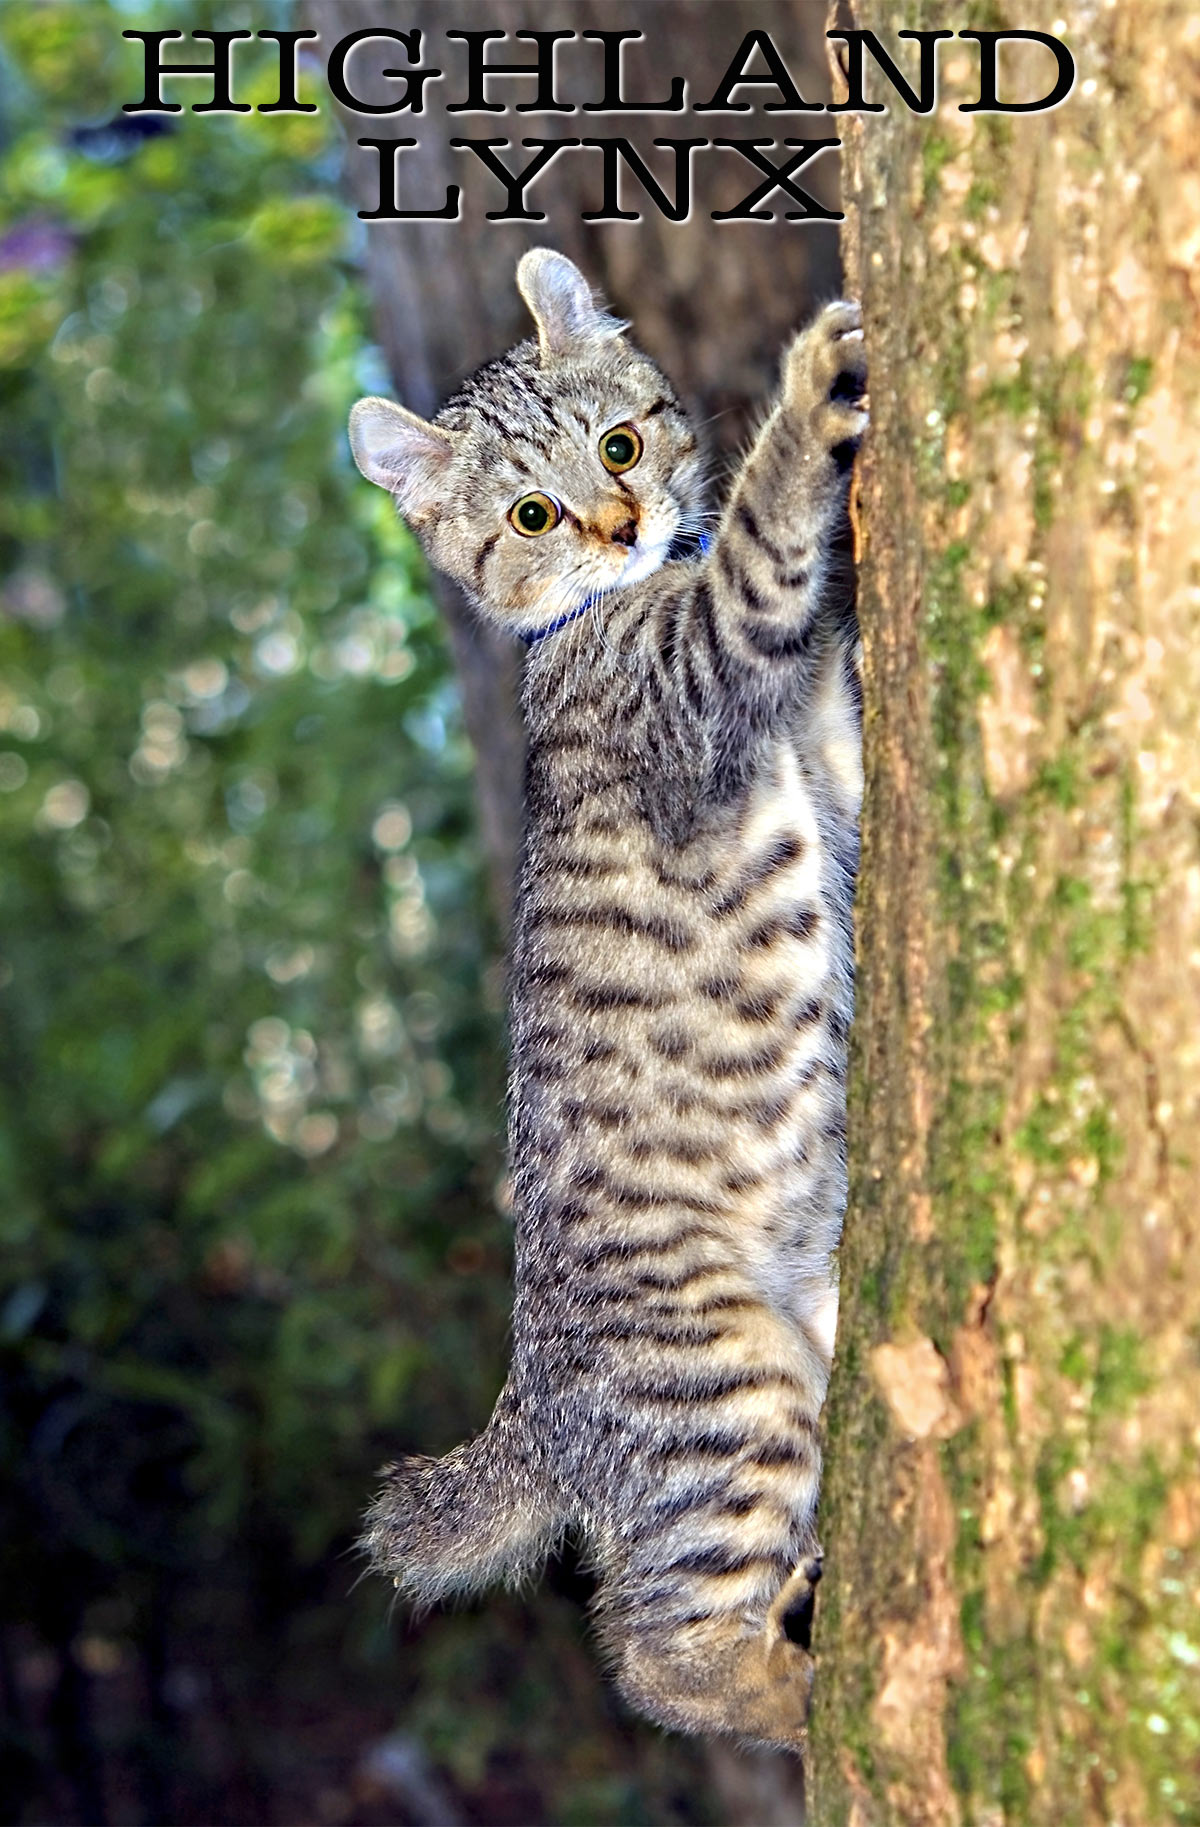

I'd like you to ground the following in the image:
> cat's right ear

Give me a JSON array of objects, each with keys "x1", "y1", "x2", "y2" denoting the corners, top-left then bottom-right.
[
  {"x1": 517, "y1": 249, "x2": 627, "y2": 362},
  {"x1": 348, "y1": 398, "x2": 456, "y2": 520}
]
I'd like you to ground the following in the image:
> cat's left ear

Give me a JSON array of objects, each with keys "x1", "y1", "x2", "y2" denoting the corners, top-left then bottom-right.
[
  {"x1": 517, "y1": 249, "x2": 628, "y2": 362},
  {"x1": 348, "y1": 397, "x2": 458, "y2": 521}
]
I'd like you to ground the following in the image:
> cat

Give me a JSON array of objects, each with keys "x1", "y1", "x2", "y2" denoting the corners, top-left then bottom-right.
[{"x1": 348, "y1": 249, "x2": 865, "y2": 1753}]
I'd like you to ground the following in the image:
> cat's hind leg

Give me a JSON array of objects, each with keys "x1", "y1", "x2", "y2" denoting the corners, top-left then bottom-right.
[
  {"x1": 590, "y1": 1429, "x2": 825, "y2": 1755},
  {"x1": 600, "y1": 1554, "x2": 824, "y2": 1753}
]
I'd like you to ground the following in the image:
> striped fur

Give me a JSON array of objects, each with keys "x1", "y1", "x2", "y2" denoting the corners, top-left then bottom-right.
[{"x1": 349, "y1": 251, "x2": 866, "y2": 1752}]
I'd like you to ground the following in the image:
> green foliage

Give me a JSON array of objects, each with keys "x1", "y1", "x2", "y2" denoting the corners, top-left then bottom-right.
[
  {"x1": 0, "y1": 6, "x2": 628, "y2": 1819},
  {"x1": 0, "y1": 14, "x2": 715, "y2": 1819},
  {"x1": 0, "y1": 0, "x2": 510, "y2": 1550}
]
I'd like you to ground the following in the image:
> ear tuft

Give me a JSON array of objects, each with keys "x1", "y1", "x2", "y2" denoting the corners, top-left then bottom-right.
[
  {"x1": 348, "y1": 398, "x2": 456, "y2": 519},
  {"x1": 516, "y1": 248, "x2": 627, "y2": 362}
]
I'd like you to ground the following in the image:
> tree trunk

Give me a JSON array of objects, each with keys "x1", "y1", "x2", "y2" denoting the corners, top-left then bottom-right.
[{"x1": 810, "y1": 6, "x2": 1200, "y2": 1824}]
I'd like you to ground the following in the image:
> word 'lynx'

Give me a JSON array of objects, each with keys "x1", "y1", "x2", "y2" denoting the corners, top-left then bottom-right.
[{"x1": 349, "y1": 250, "x2": 865, "y2": 1752}]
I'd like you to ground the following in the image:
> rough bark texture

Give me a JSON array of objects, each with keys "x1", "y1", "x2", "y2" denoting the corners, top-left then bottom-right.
[{"x1": 810, "y1": 6, "x2": 1200, "y2": 1824}]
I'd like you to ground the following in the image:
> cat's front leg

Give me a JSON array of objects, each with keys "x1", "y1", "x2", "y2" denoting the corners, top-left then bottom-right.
[
  {"x1": 650, "y1": 304, "x2": 864, "y2": 812},
  {"x1": 688, "y1": 302, "x2": 866, "y2": 726},
  {"x1": 717, "y1": 300, "x2": 866, "y2": 643}
]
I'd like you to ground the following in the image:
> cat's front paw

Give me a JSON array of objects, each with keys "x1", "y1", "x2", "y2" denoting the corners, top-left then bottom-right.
[{"x1": 784, "y1": 301, "x2": 868, "y2": 473}]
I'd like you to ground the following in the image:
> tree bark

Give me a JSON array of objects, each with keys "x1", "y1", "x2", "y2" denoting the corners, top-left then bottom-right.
[{"x1": 810, "y1": 6, "x2": 1200, "y2": 1824}]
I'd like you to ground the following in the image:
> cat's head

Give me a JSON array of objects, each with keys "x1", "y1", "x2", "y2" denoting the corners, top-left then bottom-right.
[{"x1": 349, "y1": 250, "x2": 704, "y2": 638}]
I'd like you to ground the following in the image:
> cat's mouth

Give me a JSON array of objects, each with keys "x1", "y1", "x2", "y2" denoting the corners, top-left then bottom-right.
[{"x1": 617, "y1": 538, "x2": 674, "y2": 589}]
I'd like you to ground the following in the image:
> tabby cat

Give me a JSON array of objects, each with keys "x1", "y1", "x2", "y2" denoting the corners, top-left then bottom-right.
[{"x1": 348, "y1": 250, "x2": 866, "y2": 1752}]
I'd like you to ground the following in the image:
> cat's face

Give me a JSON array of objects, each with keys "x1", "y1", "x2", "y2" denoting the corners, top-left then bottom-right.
[{"x1": 350, "y1": 251, "x2": 705, "y2": 638}]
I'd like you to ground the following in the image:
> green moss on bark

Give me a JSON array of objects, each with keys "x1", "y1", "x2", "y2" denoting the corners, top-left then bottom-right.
[{"x1": 810, "y1": 6, "x2": 1200, "y2": 1823}]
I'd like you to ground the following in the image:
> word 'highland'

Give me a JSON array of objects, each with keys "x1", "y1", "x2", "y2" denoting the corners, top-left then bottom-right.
[{"x1": 122, "y1": 27, "x2": 1077, "y2": 223}]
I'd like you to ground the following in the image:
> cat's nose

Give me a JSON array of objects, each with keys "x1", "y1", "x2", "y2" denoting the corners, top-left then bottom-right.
[{"x1": 610, "y1": 518, "x2": 638, "y2": 548}]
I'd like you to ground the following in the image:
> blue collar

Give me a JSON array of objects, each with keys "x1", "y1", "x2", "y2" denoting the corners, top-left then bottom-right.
[
  {"x1": 520, "y1": 533, "x2": 710, "y2": 649},
  {"x1": 521, "y1": 599, "x2": 593, "y2": 647}
]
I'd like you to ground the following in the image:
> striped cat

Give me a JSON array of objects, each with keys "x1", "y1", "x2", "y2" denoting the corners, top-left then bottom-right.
[{"x1": 348, "y1": 250, "x2": 865, "y2": 1752}]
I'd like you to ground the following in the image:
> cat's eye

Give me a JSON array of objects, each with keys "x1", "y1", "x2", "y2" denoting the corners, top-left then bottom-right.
[
  {"x1": 509, "y1": 491, "x2": 561, "y2": 537},
  {"x1": 599, "y1": 424, "x2": 643, "y2": 474}
]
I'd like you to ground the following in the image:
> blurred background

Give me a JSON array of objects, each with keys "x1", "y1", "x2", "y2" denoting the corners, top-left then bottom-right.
[{"x1": 0, "y1": 4, "x2": 835, "y2": 1821}]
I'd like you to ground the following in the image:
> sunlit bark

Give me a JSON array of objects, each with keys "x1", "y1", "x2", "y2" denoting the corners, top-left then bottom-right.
[{"x1": 810, "y1": 7, "x2": 1200, "y2": 1823}]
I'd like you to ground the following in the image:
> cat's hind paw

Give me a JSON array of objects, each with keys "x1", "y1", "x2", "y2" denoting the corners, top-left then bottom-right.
[{"x1": 784, "y1": 300, "x2": 869, "y2": 472}]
